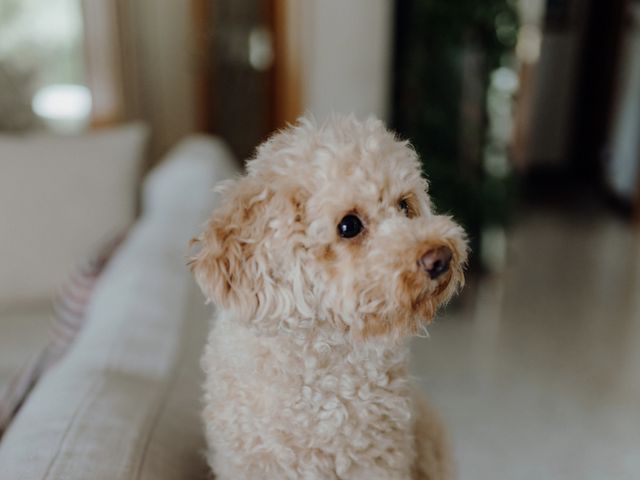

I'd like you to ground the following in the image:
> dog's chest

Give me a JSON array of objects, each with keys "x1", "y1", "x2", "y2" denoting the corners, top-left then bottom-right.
[
  {"x1": 240, "y1": 333, "x2": 414, "y2": 451},
  {"x1": 277, "y1": 349, "x2": 415, "y2": 447},
  {"x1": 204, "y1": 322, "x2": 419, "y2": 476}
]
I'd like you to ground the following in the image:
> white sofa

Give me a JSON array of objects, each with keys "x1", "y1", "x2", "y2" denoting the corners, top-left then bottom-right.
[{"x1": 0, "y1": 136, "x2": 240, "y2": 479}]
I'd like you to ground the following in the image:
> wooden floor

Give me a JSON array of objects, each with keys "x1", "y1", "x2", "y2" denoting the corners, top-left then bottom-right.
[{"x1": 411, "y1": 203, "x2": 640, "y2": 479}]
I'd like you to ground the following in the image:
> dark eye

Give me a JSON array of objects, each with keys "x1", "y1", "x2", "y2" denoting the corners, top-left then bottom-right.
[
  {"x1": 337, "y1": 214, "x2": 364, "y2": 238},
  {"x1": 399, "y1": 198, "x2": 411, "y2": 217}
]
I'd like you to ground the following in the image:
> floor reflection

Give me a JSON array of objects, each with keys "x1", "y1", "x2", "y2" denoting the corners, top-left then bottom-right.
[{"x1": 411, "y1": 204, "x2": 640, "y2": 479}]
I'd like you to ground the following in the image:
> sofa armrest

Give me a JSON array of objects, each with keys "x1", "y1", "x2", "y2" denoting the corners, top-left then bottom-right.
[{"x1": 0, "y1": 135, "x2": 240, "y2": 480}]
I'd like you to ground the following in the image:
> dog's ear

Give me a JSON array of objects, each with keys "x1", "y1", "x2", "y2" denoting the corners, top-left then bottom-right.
[
  {"x1": 189, "y1": 178, "x2": 272, "y2": 313},
  {"x1": 189, "y1": 177, "x2": 308, "y2": 325}
]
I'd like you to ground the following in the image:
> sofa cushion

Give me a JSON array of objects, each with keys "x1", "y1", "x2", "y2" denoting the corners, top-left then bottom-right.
[
  {"x1": 0, "y1": 135, "x2": 240, "y2": 480},
  {"x1": 0, "y1": 123, "x2": 148, "y2": 305},
  {"x1": 0, "y1": 233, "x2": 124, "y2": 438},
  {"x1": 142, "y1": 135, "x2": 239, "y2": 218}
]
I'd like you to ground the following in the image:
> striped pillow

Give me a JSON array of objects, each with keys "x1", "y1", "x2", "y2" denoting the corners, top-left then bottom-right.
[{"x1": 0, "y1": 233, "x2": 125, "y2": 438}]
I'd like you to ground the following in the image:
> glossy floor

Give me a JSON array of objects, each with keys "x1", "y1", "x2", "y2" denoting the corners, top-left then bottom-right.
[{"x1": 411, "y1": 204, "x2": 640, "y2": 479}]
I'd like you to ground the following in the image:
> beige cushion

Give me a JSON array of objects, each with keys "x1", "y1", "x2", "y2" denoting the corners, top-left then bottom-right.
[
  {"x1": 142, "y1": 134, "x2": 239, "y2": 217},
  {"x1": 0, "y1": 124, "x2": 148, "y2": 305},
  {"x1": 0, "y1": 282, "x2": 211, "y2": 480},
  {"x1": 0, "y1": 136, "x2": 239, "y2": 480}
]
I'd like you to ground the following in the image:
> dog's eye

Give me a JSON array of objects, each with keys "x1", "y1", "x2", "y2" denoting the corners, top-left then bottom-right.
[
  {"x1": 337, "y1": 214, "x2": 363, "y2": 238},
  {"x1": 399, "y1": 198, "x2": 411, "y2": 217}
]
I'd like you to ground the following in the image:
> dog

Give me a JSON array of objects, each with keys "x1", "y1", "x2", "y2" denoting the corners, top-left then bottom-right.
[{"x1": 190, "y1": 115, "x2": 468, "y2": 479}]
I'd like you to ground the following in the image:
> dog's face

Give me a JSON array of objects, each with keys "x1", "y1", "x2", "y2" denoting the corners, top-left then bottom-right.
[{"x1": 190, "y1": 116, "x2": 467, "y2": 341}]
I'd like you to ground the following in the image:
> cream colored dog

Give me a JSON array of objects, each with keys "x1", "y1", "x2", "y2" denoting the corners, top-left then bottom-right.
[{"x1": 190, "y1": 115, "x2": 468, "y2": 479}]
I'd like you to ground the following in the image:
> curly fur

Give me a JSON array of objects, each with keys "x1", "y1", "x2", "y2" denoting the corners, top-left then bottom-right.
[{"x1": 190, "y1": 115, "x2": 468, "y2": 479}]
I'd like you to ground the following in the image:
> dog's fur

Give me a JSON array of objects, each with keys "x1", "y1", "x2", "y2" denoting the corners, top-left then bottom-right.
[{"x1": 190, "y1": 115, "x2": 468, "y2": 479}]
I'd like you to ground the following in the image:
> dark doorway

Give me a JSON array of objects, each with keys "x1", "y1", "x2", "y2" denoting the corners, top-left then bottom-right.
[
  {"x1": 193, "y1": 0, "x2": 276, "y2": 161},
  {"x1": 569, "y1": 0, "x2": 627, "y2": 184}
]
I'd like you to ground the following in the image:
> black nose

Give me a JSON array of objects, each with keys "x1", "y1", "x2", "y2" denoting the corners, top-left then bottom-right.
[{"x1": 419, "y1": 246, "x2": 453, "y2": 280}]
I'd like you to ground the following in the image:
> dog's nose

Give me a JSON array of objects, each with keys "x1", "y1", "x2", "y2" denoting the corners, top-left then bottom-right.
[{"x1": 419, "y1": 246, "x2": 452, "y2": 280}]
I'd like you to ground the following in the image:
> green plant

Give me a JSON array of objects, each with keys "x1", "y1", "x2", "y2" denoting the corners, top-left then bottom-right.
[{"x1": 392, "y1": 0, "x2": 519, "y2": 264}]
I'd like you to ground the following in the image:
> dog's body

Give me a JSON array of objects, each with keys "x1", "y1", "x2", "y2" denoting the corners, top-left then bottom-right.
[
  {"x1": 192, "y1": 116, "x2": 467, "y2": 479},
  {"x1": 202, "y1": 313, "x2": 450, "y2": 479}
]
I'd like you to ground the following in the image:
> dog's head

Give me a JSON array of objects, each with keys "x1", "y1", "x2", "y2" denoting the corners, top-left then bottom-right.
[{"x1": 190, "y1": 115, "x2": 468, "y2": 341}]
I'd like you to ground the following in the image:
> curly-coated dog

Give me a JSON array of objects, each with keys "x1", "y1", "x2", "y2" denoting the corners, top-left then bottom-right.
[{"x1": 190, "y1": 115, "x2": 468, "y2": 479}]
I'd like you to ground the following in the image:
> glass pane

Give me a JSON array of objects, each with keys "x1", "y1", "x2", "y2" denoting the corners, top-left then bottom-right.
[{"x1": 0, "y1": 0, "x2": 88, "y2": 133}]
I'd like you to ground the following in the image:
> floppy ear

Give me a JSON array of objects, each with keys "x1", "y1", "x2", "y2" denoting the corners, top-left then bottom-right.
[
  {"x1": 189, "y1": 177, "x2": 274, "y2": 317},
  {"x1": 189, "y1": 175, "x2": 315, "y2": 332}
]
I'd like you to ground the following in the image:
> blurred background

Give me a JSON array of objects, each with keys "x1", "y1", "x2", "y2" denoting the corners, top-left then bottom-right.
[{"x1": 1, "y1": 0, "x2": 639, "y2": 478}]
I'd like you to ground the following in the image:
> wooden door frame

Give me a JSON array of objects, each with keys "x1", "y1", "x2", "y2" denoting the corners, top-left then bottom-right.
[
  {"x1": 191, "y1": 0, "x2": 215, "y2": 133},
  {"x1": 272, "y1": 0, "x2": 303, "y2": 128},
  {"x1": 81, "y1": 0, "x2": 126, "y2": 127}
]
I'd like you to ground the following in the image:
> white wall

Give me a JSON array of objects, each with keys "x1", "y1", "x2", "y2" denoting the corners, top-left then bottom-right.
[{"x1": 300, "y1": 0, "x2": 393, "y2": 122}]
